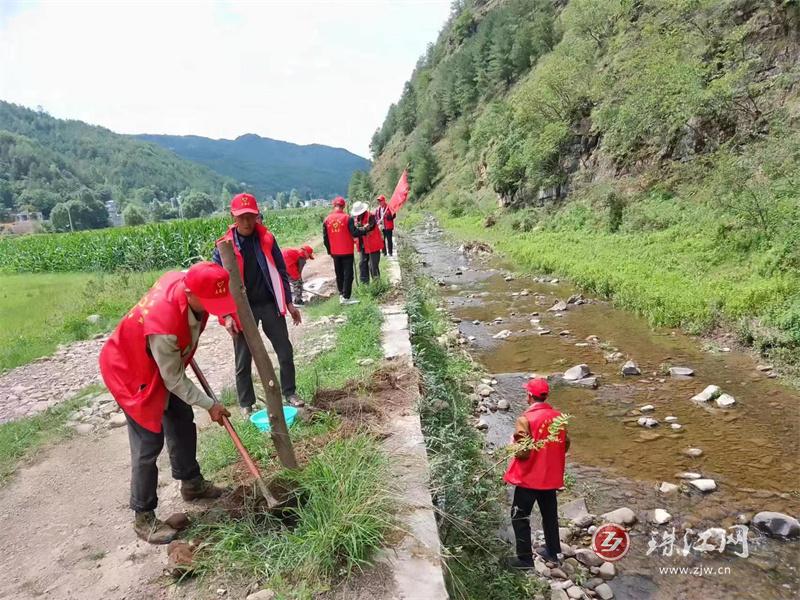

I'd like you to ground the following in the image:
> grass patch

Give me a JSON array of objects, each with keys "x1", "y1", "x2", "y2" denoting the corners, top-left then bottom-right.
[
  {"x1": 0, "y1": 384, "x2": 104, "y2": 484},
  {"x1": 402, "y1": 250, "x2": 545, "y2": 600},
  {"x1": 195, "y1": 431, "x2": 391, "y2": 596},
  {"x1": 0, "y1": 271, "x2": 159, "y2": 372}
]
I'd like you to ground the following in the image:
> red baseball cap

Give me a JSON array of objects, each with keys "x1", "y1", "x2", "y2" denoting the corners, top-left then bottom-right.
[
  {"x1": 377, "y1": 194, "x2": 387, "y2": 203},
  {"x1": 524, "y1": 378, "x2": 550, "y2": 398},
  {"x1": 184, "y1": 262, "x2": 237, "y2": 317},
  {"x1": 230, "y1": 193, "x2": 259, "y2": 216},
  {"x1": 302, "y1": 244, "x2": 315, "y2": 259},
  {"x1": 332, "y1": 196, "x2": 346, "y2": 207}
]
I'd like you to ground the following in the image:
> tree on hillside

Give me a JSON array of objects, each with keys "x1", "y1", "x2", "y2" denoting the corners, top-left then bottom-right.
[
  {"x1": 348, "y1": 170, "x2": 374, "y2": 202},
  {"x1": 151, "y1": 201, "x2": 178, "y2": 222},
  {"x1": 51, "y1": 194, "x2": 109, "y2": 231},
  {"x1": 123, "y1": 203, "x2": 147, "y2": 226},
  {"x1": 276, "y1": 191, "x2": 288, "y2": 209},
  {"x1": 17, "y1": 188, "x2": 61, "y2": 218},
  {"x1": 181, "y1": 191, "x2": 216, "y2": 218},
  {"x1": 407, "y1": 135, "x2": 439, "y2": 198}
]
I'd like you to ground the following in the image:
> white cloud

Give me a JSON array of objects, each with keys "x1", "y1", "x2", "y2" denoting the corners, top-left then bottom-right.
[{"x1": 0, "y1": 0, "x2": 451, "y2": 157}]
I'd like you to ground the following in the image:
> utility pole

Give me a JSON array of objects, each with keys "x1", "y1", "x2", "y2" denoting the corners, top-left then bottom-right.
[{"x1": 66, "y1": 204, "x2": 74, "y2": 232}]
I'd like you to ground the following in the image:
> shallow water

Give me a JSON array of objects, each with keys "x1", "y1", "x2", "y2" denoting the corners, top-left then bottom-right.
[{"x1": 410, "y1": 222, "x2": 800, "y2": 600}]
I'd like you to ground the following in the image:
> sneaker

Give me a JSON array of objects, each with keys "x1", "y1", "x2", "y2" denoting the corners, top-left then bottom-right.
[
  {"x1": 180, "y1": 476, "x2": 224, "y2": 501},
  {"x1": 345, "y1": 298, "x2": 360, "y2": 305},
  {"x1": 503, "y1": 556, "x2": 534, "y2": 570},
  {"x1": 133, "y1": 511, "x2": 178, "y2": 545},
  {"x1": 240, "y1": 405, "x2": 254, "y2": 418},
  {"x1": 339, "y1": 295, "x2": 346, "y2": 305},
  {"x1": 535, "y1": 547, "x2": 561, "y2": 564}
]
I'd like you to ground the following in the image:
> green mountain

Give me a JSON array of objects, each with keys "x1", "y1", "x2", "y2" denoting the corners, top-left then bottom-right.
[
  {"x1": 368, "y1": 0, "x2": 799, "y2": 378},
  {"x1": 0, "y1": 101, "x2": 239, "y2": 221},
  {"x1": 137, "y1": 133, "x2": 371, "y2": 199}
]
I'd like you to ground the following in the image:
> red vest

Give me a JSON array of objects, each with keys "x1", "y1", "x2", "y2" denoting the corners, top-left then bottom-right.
[
  {"x1": 376, "y1": 204, "x2": 394, "y2": 231},
  {"x1": 98, "y1": 272, "x2": 208, "y2": 433},
  {"x1": 281, "y1": 247, "x2": 304, "y2": 281},
  {"x1": 503, "y1": 402, "x2": 567, "y2": 490},
  {"x1": 324, "y1": 211, "x2": 354, "y2": 256},
  {"x1": 358, "y1": 212, "x2": 385, "y2": 254},
  {"x1": 217, "y1": 223, "x2": 287, "y2": 315}
]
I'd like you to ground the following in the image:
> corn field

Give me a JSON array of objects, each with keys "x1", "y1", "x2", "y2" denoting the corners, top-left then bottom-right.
[{"x1": 0, "y1": 210, "x2": 325, "y2": 273}]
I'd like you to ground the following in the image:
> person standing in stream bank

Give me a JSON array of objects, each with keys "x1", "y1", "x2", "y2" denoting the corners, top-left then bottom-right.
[
  {"x1": 323, "y1": 196, "x2": 359, "y2": 305},
  {"x1": 98, "y1": 261, "x2": 237, "y2": 545},
  {"x1": 212, "y1": 193, "x2": 303, "y2": 417},
  {"x1": 504, "y1": 378, "x2": 570, "y2": 569},
  {"x1": 351, "y1": 201, "x2": 383, "y2": 284},
  {"x1": 281, "y1": 244, "x2": 314, "y2": 305},
  {"x1": 374, "y1": 194, "x2": 395, "y2": 256}
]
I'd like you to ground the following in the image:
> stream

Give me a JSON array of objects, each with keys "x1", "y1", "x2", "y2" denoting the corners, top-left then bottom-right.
[{"x1": 409, "y1": 219, "x2": 799, "y2": 600}]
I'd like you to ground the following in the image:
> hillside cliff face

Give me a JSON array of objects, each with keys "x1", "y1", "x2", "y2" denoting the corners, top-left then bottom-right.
[{"x1": 368, "y1": 0, "x2": 800, "y2": 377}]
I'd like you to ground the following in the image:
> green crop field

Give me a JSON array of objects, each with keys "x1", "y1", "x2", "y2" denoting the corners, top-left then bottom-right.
[{"x1": 0, "y1": 208, "x2": 325, "y2": 273}]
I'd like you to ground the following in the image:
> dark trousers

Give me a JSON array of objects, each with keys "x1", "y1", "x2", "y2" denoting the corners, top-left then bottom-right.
[
  {"x1": 332, "y1": 254, "x2": 355, "y2": 299},
  {"x1": 359, "y1": 251, "x2": 381, "y2": 283},
  {"x1": 234, "y1": 302, "x2": 296, "y2": 406},
  {"x1": 511, "y1": 486, "x2": 561, "y2": 561},
  {"x1": 382, "y1": 229, "x2": 393, "y2": 256},
  {"x1": 125, "y1": 394, "x2": 201, "y2": 512}
]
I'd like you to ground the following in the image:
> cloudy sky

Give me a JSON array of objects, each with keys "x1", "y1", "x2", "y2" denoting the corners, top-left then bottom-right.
[{"x1": 0, "y1": 0, "x2": 451, "y2": 157}]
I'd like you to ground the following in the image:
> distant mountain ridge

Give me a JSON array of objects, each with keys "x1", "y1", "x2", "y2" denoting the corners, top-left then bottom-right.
[{"x1": 137, "y1": 133, "x2": 371, "y2": 199}]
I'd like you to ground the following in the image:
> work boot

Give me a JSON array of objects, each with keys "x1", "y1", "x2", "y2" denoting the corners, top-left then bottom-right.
[
  {"x1": 504, "y1": 556, "x2": 534, "y2": 570},
  {"x1": 240, "y1": 405, "x2": 254, "y2": 418},
  {"x1": 133, "y1": 511, "x2": 178, "y2": 545},
  {"x1": 180, "y1": 476, "x2": 224, "y2": 501}
]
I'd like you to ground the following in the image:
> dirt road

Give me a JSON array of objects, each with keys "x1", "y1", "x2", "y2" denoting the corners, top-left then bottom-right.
[{"x1": 0, "y1": 248, "x2": 335, "y2": 600}]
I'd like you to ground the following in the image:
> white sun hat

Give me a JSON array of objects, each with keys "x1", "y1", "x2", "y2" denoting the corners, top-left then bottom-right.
[{"x1": 351, "y1": 201, "x2": 369, "y2": 217}]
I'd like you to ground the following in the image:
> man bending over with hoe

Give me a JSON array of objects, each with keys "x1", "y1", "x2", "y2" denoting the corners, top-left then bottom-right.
[{"x1": 99, "y1": 262, "x2": 237, "y2": 544}]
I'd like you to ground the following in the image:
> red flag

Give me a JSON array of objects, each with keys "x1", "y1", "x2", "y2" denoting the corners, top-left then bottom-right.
[{"x1": 387, "y1": 169, "x2": 410, "y2": 214}]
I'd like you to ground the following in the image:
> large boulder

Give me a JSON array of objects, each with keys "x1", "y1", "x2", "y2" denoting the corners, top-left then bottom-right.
[
  {"x1": 561, "y1": 497, "x2": 590, "y2": 522},
  {"x1": 601, "y1": 507, "x2": 637, "y2": 526},
  {"x1": 691, "y1": 385, "x2": 721, "y2": 402},
  {"x1": 752, "y1": 512, "x2": 800, "y2": 539},
  {"x1": 549, "y1": 300, "x2": 569, "y2": 312}
]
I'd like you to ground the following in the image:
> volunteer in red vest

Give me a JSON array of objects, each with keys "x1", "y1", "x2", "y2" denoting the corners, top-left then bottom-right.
[
  {"x1": 351, "y1": 201, "x2": 383, "y2": 284},
  {"x1": 323, "y1": 196, "x2": 359, "y2": 305},
  {"x1": 281, "y1": 244, "x2": 315, "y2": 305},
  {"x1": 98, "y1": 262, "x2": 237, "y2": 545},
  {"x1": 374, "y1": 194, "x2": 395, "y2": 256},
  {"x1": 504, "y1": 378, "x2": 571, "y2": 569},
  {"x1": 212, "y1": 193, "x2": 303, "y2": 418}
]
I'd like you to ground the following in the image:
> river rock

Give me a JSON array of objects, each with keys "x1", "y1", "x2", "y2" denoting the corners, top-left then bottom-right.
[
  {"x1": 670, "y1": 423, "x2": 682, "y2": 430},
  {"x1": 109, "y1": 413, "x2": 127, "y2": 428},
  {"x1": 652, "y1": 509, "x2": 672, "y2": 524},
  {"x1": 659, "y1": 482, "x2": 679, "y2": 494},
  {"x1": 550, "y1": 567, "x2": 568, "y2": 580},
  {"x1": 676, "y1": 472, "x2": 701, "y2": 480},
  {"x1": 689, "y1": 479, "x2": 717, "y2": 492},
  {"x1": 566, "y1": 586, "x2": 583, "y2": 599},
  {"x1": 756, "y1": 364, "x2": 773, "y2": 372},
  {"x1": 586, "y1": 578, "x2": 604, "y2": 590},
  {"x1": 564, "y1": 364, "x2": 591, "y2": 381},
  {"x1": 683, "y1": 447, "x2": 703, "y2": 457},
  {"x1": 574, "y1": 514, "x2": 596, "y2": 528},
  {"x1": 752, "y1": 512, "x2": 800, "y2": 539},
  {"x1": 595, "y1": 583, "x2": 614, "y2": 600},
  {"x1": 691, "y1": 385, "x2": 721, "y2": 402},
  {"x1": 571, "y1": 377, "x2": 599, "y2": 389},
  {"x1": 549, "y1": 300, "x2": 568, "y2": 312},
  {"x1": 669, "y1": 367, "x2": 695, "y2": 377},
  {"x1": 559, "y1": 330, "x2": 571, "y2": 336},
  {"x1": 637, "y1": 417, "x2": 658, "y2": 428},
  {"x1": 664, "y1": 415, "x2": 677, "y2": 422},
  {"x1": 576, "y1": 548, "x2": 604, "y2": 567},
  {"x1": 601, "y1": 507, "x2": 637, "y2": 526},
  {"x1": 520, "y1": 289, "x2": 530, "y2": 296},
  {"x1": 639, "y1": 404, "x2": 655, "y2": 412},
  {"x1": 551, "y1": 590, "x2": 570, "y2": 600},
  {"x1": 537, "y1": 329, "x2": 552, "y2": 336},
  {"x1": 621, "y1": 361, "x2": 641, "y2": 376},
  {"x1": 562, "y1": 497, "x2": 589, "y2": 522},
  {"x1": 493, "y1": 329, "x2": 512, "y2": 340},
  {"x1": 475, "y1": 418, "x2": 489, "y2": 431},
  {"x1": 477, "y1": 384, "x2": 494, "y2": 397},
  {"x1": 715, "y1": 393, "x2": 736, "y2": 407},
  {"x1": 73, "y1": 423, "x2": 94, "y2": 435},
  {"x1": 496, "y1": 399, "x2": 510, "y2": 410},
  {"x1": 598, "y1": 561, "x2": 616, "y2": 580},
  {"x1": 535, "y1": 560, "x2": 550, "y2": 577}
]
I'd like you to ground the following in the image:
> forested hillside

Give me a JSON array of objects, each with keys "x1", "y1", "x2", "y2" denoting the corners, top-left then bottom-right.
[
  {"x1": 0, "y1": 102, "x2": 240, "y2": 228},
  {"x1": 138, "y1": 133, "x2": 370, "y2": 200},
  {"x1": 367, "y1": 0, "x2": 800, "y2": 376}
]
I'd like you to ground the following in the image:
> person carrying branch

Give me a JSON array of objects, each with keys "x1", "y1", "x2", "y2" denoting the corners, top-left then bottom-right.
[
  {"x1": 374, "y1": 194, "x2": 395, "y2": 256},
  {"x1": 351, "y1": 201, "x2": 384, "y2": 284},
  {"x1": 323, "y1": 196, "x2": 359, "y2": 305},
  {"x1": 281, "y1": 244, "x2": 315, "y2": 305},
  {"x1": 98, "y1": 261, "x2": 238, "y2": 545},
  {"x1": 504, "y1": 378, "x2": 571, "y2": 569},
  {"x1": 212, "y1": 193, "x2": 303, "y2": 418}
]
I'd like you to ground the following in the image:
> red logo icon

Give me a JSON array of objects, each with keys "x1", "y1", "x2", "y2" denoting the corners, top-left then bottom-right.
[{"x1": 591, "y1": 524, "x2": 630, "y2": 562}]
